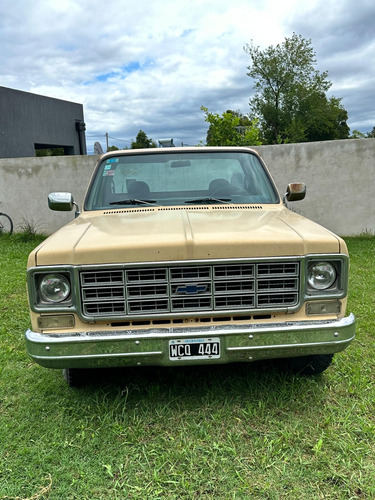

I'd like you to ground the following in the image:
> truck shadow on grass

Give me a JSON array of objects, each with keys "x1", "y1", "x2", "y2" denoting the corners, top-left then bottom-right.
[{"x1": 59, "y1": 359, "x2": 331, "y2": 413}]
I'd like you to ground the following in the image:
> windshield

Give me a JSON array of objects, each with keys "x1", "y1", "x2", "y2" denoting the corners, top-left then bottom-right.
[{"x1": 84, "y1": 151, "x2": 279, "y2": 210}]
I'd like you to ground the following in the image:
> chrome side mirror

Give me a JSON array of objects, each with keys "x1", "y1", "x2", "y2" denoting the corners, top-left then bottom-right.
[
  {"x1": 48, "y1": 192, "x2": 80, "y2": 217},
  {"x1": 283, "y1": 183, "x2": 306, "y2": 203}
]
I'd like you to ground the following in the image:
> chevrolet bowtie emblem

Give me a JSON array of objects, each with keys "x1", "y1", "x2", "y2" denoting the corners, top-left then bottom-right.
[{"x1": 176, "y1": 284, "x2": 208, "y2": 295}]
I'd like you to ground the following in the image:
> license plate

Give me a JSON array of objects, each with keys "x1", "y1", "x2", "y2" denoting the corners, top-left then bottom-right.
[{"x1": 169, "y1": 337, "x2": 220, "y2": 361}]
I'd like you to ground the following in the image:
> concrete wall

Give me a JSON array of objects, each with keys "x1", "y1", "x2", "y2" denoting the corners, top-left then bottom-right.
[
  {"x1": 0, "y1": 138, "x2": 374, "y2": 236},
  {"x1": 0, "y1": 155, "x2": 96, "y2": 235},
  {"x1": 253, "y1": 139, "x2": 375, "y2": 236}
]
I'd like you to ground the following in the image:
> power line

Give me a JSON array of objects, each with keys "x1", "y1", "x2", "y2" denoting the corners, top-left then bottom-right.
[
  {"x1": 86, "y1": 134, "x2": 131, "y2": 144},
  {"x1": 86, "y1": 133, "x2": 131, "y2": 153},
  {"x1": 107, "y1": 135, "x2": 131, "y2": 144}
]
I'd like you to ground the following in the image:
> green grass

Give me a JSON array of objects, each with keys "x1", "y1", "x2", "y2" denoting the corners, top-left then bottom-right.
[{"x1": 0, "y1": 234, "x2": 374, "y2": 499}]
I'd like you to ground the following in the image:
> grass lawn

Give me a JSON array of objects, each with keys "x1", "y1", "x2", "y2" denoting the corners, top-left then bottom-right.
[{"x1": 0, "y1": 234, "x2": 374, "y2": 499}]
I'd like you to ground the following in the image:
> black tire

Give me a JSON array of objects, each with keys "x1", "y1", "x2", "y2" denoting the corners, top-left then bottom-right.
[
  {"x1": 286, "y1": 353, "x2": 334, "y2": 376},
  {"x1": 0, "y1": 213, "x2": 13, "y2": 235},
  {"x1": 63, "y1": 368, "x2": 87, "y2": 387}
]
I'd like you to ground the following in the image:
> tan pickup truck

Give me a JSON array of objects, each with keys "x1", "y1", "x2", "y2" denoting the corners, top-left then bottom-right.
[{"x1": 25, "y1": 147, "x2": 355, "y2": 385}]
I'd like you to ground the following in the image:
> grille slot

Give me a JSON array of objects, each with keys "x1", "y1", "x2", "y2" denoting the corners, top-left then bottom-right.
[
  {"x1": 81, "y1": 270, "x2": 124, "y2": 286},
  {"x1": 215, "y1": 295, "x2": 255, "y2": 309},
  {"x1": 126, "y1": 269, "x2": 167, "y2": 283},
  {"x1": 128, "y1": 299, "x2": 169, "y2": 314},
  {"x1": 257, "y1": 293, "x2": 298, "y2": 307},
  {"x1": 214, "y1": 281, "x2": 254, "y2": 294},
  {"x1": 80, "y1": 261, "x2": 300, "y2": 318},
  {"x1": 82, "y1": 286, "x2": 124, "y2": 301},
  {"x1": 127, "y1": 285, "x2": 168, "y2": 298},
  {"x1": 214, "y1": 264, "x2": 254, "y2": 279},
  {"x1": 257, "y1": 278, "x2": 298, "y2": 292},
  {"x1": 170, "y1": 266, "x2": 211, "y2": 281},
  {"x1": 257, "y1": 263, "x2": 298, "y2": 276},
  {"x1": 172, "y1": 297, "x2": 212, "y2": 311},
  {"x1": 85, "y1": 302, "x2": 126, "y2": 315}
]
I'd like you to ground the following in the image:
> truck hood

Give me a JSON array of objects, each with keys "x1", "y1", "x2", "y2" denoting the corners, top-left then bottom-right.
[{"x1": 31, "y1": 206, "x2": 343, "y2": 266}]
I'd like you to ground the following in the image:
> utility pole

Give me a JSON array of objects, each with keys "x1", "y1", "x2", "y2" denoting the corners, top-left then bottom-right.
[{"x1": 106, "y1": 133, "x2": 109, "y2": 152}]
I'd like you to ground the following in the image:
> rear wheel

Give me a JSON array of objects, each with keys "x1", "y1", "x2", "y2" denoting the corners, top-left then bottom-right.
[
  {"x1": 0, "y1": 213, "x2": 13, "y2": 234},
  {"x1": 286, "y1": 353, "x2": 334, "y2": 376}
]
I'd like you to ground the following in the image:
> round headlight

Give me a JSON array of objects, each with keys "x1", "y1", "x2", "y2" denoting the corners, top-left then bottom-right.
[
  {"x1": 40, "y1": 274, "x2": 71, "y2": 303},
  {"x1": 307, "y1": 262, "x2": 336, "y2": 290}
]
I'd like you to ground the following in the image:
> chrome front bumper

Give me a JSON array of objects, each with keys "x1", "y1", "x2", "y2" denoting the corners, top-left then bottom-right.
[{"x1": 25, "y1": 313, "x2": 355, "y2": 369}]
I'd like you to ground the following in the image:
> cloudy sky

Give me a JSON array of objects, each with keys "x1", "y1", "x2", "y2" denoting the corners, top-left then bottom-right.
[{"x1": 1, "y1": 0, "x2": 374, "y2": 153}]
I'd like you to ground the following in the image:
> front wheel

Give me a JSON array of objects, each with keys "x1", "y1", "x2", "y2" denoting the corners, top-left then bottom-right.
[
  {"x1": 63, "y1": 368, "x2": 87, "y2": 387},
  {"x1": 286, "y1": 353, "x2": 334, "y2": 376},
  {"x1": 0, "y1": 213, "x2": 13, "y2": 234}
]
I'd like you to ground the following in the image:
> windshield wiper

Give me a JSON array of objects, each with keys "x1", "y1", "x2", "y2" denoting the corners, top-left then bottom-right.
[
  {"x1": 185, "y1": 197, "x2": 232, "y2": 204},
  {"x1": 109, "y1": 199, "x2": 158, "y2": 206}
]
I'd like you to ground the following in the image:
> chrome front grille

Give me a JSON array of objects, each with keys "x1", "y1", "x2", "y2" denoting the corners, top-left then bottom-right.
[{"x1": 80, "y1": 261, "x2": 300, "y2": 318}]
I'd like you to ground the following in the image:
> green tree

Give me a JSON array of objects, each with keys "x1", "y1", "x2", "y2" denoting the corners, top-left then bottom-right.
[
  {"x1": 107, "y1": 145, "x2": 119, "y2": 152},
  {"x1": 201, "y1": 107, "x2": 262, "y2": 146},
  {"x1": 244, "y1": 33, "x2": 349, "y2": 144},
  {"x1": 131, "y1": 130, "x2": 157, "y2": 149},
  {"x1": 353, "y1": 127, "x2": 375, "y2": 138},
  {"x1": 284, "y1": 92, "x2": 350, "y2": 143},
  {"x1": 35, "y1": 147, "x2": 65, "y2": 156}
]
